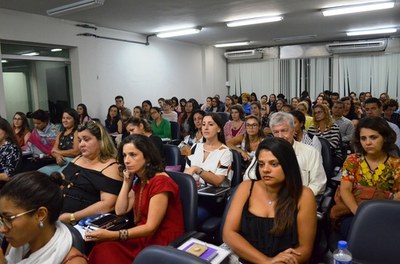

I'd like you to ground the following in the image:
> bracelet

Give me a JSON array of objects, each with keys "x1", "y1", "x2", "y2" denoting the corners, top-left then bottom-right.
[
  {"x1": 119, "y1": 229, "x2": 129, "y2": 241},
  {"x1": 198, "y1": 168, "x2": 204, "y2": 175},
  {"x1": 70, "y1": 213, "x2": 76, "y2": 224}
]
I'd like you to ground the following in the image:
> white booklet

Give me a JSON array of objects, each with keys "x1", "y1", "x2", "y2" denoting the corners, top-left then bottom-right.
[{"x1": 178, "y1": 237, "x2": 231, "y2": 264}]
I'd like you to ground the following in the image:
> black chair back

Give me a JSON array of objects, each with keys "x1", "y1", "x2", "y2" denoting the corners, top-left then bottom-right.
[
  {"x1": 216, "y1": 112, "x2": 230, "y2": 126},
  {"x1": 347, "y1": 200, "x2": 400, "y2": 264},
  {"x1": 164, "y1": 144, "x2": 185, "y2": 171},
  {"x1": 167, "y1": 171, "x2": 198, "y2": 232},
  {"x1": 230, "y1": 149, "x2": 243, "y2": 188},
  {"x1": 65, "y1": 223, "x2": 85, "y2": 254},
  {"x1": 318, "y1": 136, "x2": 334, "y2": 181},
  {"x1": 170, "y1": 122, "x2": 181, "y2": 140},
  {"x1": 134, "y1": 245, "x2": 208, "y2": 264}
]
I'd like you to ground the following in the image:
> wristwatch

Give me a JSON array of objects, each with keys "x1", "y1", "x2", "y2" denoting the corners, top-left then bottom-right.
[{"x1": 70, "y1": 213, "x2": 76, "y2": 224}]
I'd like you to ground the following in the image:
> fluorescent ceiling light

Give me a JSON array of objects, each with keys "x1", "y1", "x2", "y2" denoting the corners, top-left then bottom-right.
[
  {"x1": 226, "y1": 16, "x2": 283, "y2": 27},
  {"x1": 1, "y1": 60, "x2": 8, "y2": 63},
  {"x1": 322, "y1": 2, "x2": 394, "y2": 16},
  {"x1": 47, "y1": 0, "x2": 105, "y2": 16},
  {"x1": 273, "y1": 35, "x2": 317, "y2": 42},
  {"x1": 51, "y1": 48, "x2": 63, "y2": 52},
  {"x1": 214, "y1": 41, "x2": 251, "y2": 48},
  {"x1": 21, "y1": 52, "x2": 39, "y2": 56},
  {"x1": 347, "y1": 27, "x2": 397, "y2": 36},
  {"x1": 156, "y1": 28, "x2": 202, "y2": 38}
]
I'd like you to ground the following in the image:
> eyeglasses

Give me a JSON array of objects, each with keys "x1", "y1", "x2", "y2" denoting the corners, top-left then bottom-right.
[
  {"x1": 246, "y1": 123, "x2": 259, "y2": 128},
  {"x1": 0, "y1": 208, "x2": 36, "y2": 229}
]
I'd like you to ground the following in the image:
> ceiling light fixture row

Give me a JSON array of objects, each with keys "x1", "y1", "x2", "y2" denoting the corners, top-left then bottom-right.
[{"x1": 47, "y1": 0, "x2": 397, "y2": 47}]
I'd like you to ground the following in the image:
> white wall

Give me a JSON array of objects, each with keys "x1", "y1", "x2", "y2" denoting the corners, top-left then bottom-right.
[{"x1": 0, "y1": 8, "x2": 227, "y2": 119}]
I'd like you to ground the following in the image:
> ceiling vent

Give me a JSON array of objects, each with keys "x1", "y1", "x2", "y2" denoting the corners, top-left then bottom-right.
[
  {"x1": 326, "y1": 39, "x2": 388, "y2": 54},
  {"x1": 224, "y1": 49, "x2": 263, "y2": 60}
]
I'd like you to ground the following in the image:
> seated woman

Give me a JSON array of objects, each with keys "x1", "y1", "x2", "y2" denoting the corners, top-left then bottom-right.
[
  {"x1": 59, "y1": 120, "x2": 122, "y2": 224},
  {"x1": 12, "y1": 112, "x2": 31, "y2": 148},
  {"x1": 104, "y1": 105, "x2": 120, "y2": 135},
  {"x1": 39, "y1": 108, "x2": 81, "y2": 175},
  {"x1": 297, "y1": 101, "x2": 313, "y2": 131},
  {"x1": 223, "y1": 104, "x2": 246, "y2": 141},
  {"x1": 185, "y1": 113, "x2": 233, "y2": 223},
  {"x1": 132, "y1": 106, "x2": 143, "y2": 119},
  {"x1": 178, "y1": 109, "x2": 205, "y2": 156},
  {"x1": 125, "y1": 117, "x2": 164, "y2": 156},
  {"x1": 223, "y1": 137, "x2": 317, "y2": 264},
  {"x1": 162, "y1": 99, "x2": 178, "y2": 123},
  {"x1": 290, "y1": 110, "x2": 322, "y2": 153},
  {"x1": 0, "y1": 118, "x2": 21, "y2": 186},
  {"x1": 86, "y1": 134, "x2": 184, "y2": 263},
  {"x1": 117, "y1": 108, "x2": 132, "y2": 139},
  {"x1": 77, "y1": 103, "x2": 91, "y2": 125},
  {"x1": 0, "y1": 171, "x2": 87, "y2": 264},
  {"x1": 331, "y1": 116, "x2": 400, "y2": 238},
  {"x1": 227, "y1": 115, "x2": 265, "y2": 168},
  {"x1": 308, "y1": 104, "x2": 344, "y2": 167},
  {"x1": 150, "y1": 107, "x2": 171, "y2": 139}
]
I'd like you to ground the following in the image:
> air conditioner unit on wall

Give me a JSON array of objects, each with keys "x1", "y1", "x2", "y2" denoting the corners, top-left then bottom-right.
[
  {"x1": 326, "y1": 39, "x2": 388, "y2": 54},
  {"x1": 224, "y1": 49, "x2": 263, "y2": 60}
]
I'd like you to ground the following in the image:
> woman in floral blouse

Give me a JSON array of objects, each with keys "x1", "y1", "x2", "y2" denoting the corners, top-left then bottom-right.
[
  {"x1": 337, "y1": 116, "x2": 400, "y2": 238},
  {"x1": 0, "y1": 117, "x2": 21, "y2": 186}
]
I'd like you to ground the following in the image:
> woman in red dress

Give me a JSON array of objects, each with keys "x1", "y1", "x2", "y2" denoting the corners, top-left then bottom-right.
[{"x1": 86, "y1": 134, "x2": 184, "y2": 264}]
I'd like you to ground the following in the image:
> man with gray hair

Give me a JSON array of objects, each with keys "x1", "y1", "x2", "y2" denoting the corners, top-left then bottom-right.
[{"x1": 243, "y1": 112, "x2": 327, "y2": 196}]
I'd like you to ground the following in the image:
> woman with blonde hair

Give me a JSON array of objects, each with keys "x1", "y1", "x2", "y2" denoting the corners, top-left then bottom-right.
[
  {"x1": 309, "y1": 104, "x2": 344, "y2": 166},
  {"x1": 58, "y1": 121, "x2": 122, "y2": 224},
  {"x1": 297, "y1": 101, "x2": 313, "y2": 130}
]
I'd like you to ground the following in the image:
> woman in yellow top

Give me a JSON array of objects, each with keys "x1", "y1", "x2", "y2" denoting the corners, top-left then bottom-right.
[{"x1": 335, "y1": 116, "x2": 400, "y2": 238}]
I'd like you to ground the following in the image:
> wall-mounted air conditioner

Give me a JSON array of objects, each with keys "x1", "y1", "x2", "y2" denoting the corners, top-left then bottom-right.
[
  {"x1": 224, "y1": 49, "x2": 263, "y2": 60},
  {"x1": 326, "y1": 39, "x2": 388, "y2": 54}
]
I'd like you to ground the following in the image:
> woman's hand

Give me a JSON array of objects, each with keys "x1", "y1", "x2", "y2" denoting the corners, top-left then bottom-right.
[
  {"x1": 240, "y1": 150, "x2": 251, "y2": 161},
  {"x1": 85, "y1": 228, "x2": 118, "y2": 242},
  {"x1": 184, "y1": 166, "x2": 200, "y2": 176},
  {"x1": 271, "y1": 248, "x2": 301, "y2": 264}
]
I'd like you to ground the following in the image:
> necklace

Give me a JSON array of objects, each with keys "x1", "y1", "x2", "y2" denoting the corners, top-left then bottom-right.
[{"x1": 134, "y1": 181, "x2": 146, "y2": 224}]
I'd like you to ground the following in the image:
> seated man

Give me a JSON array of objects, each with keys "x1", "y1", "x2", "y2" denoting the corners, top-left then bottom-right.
[{"x1": 243, "y1": 112, "x2": 326, "y2": 196}]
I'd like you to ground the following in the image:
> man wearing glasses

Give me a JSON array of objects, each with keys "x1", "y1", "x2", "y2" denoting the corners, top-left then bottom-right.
[{"x1": 243, "y1": 112, "x2": 326, "y2": 196}]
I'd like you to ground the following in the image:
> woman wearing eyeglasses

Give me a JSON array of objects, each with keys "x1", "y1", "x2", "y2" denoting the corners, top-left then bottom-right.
[
  {"x1": 12, "y1": 112, "x2": 31, "y2": 148},
  {"x1": 227, "y1": 115, "x2": 265, "y2": 166},
  {"x1": 150, "y1": 107, "x2": 171, "y2": 140},
  {"x1": 58, "y1": 121, "x2": 122, "y2": 225},
  {"x1": 0, "y1": 171, "x2": 87, "y2": 264}
]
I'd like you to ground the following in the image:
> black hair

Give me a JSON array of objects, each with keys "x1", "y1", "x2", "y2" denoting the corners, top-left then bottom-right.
[
  {"x1": 203, "y1": 112, "x2": 226, "y2": 144},
  {"x1": 188, "y1": 109, "x2": 206, "y2": 137},
  {"x1": 77, "y1": 103, "x2": 90, "y2": 123},
  {"x1": 118, "y1": 134, "x2": 164, "y2": 180},
  {"x1": 115, "y1": 95, "x2": 124, "y2": 101},
  {"x1": 106, "y1": 104, "x2": 120, "y2": 122},
  {"x1": 254, "y1": 137, "x2": 303, "y2": 235},
  {"x1": 364, "y1": 97, "x2": 382, "y2": 108},
  {"x1": 142, "y1": 100, "x2": 152, "y2": 108},
  {"x1": 290, "y1": 110, "x2": 306, "y2": 130},
  {"x1": 61, "y1": 108, "x2": 79, "y2": 132},
  {"x1": 13, "y1": 112, "x2": 31, "y2": 138},
  {"x1": 352, "y1": 116, "x2": 396, "y2": 154},
  {"x1": 0, "y1": 171, "x2": 63, "y2": 224},
  {"x1": 0, "y1": 117, "x2": 21, "y2": 151},
  {"x1": 32, "y1": 109, "x2": 49, "y2": 122}
]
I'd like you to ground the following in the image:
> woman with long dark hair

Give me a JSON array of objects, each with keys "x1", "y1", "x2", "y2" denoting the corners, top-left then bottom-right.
[
  {"x1": 77, "y1": 103, "x2": 91, "y2": 125},
  {"x1": 223, "y1": 138, "x2": 316, "y2": 263},
  {"x1": 12, "y1": 112, "x2": 31, "y2": 148},
  {"x1": 0, "y1": 117, "x2": 21, "y2": 184},
  {"x1": 0, "y1": 171, "x2": 87, "y2": 263},
  {"x1": 87, "y1": 134, "x2": 184, "y2": 263}
]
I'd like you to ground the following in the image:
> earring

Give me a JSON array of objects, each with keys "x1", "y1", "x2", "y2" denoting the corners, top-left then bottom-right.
[
  {"x1": 38, "y1": 221, "x2": 44, "y2": 228},
  {"x1": 146, "y1": 163, "x2": 150, "y2": 167}
]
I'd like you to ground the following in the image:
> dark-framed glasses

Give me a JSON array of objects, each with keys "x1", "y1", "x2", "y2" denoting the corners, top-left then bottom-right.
[{"x1": 0, "y1": 208, "x2": 36, "y2": 229}]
